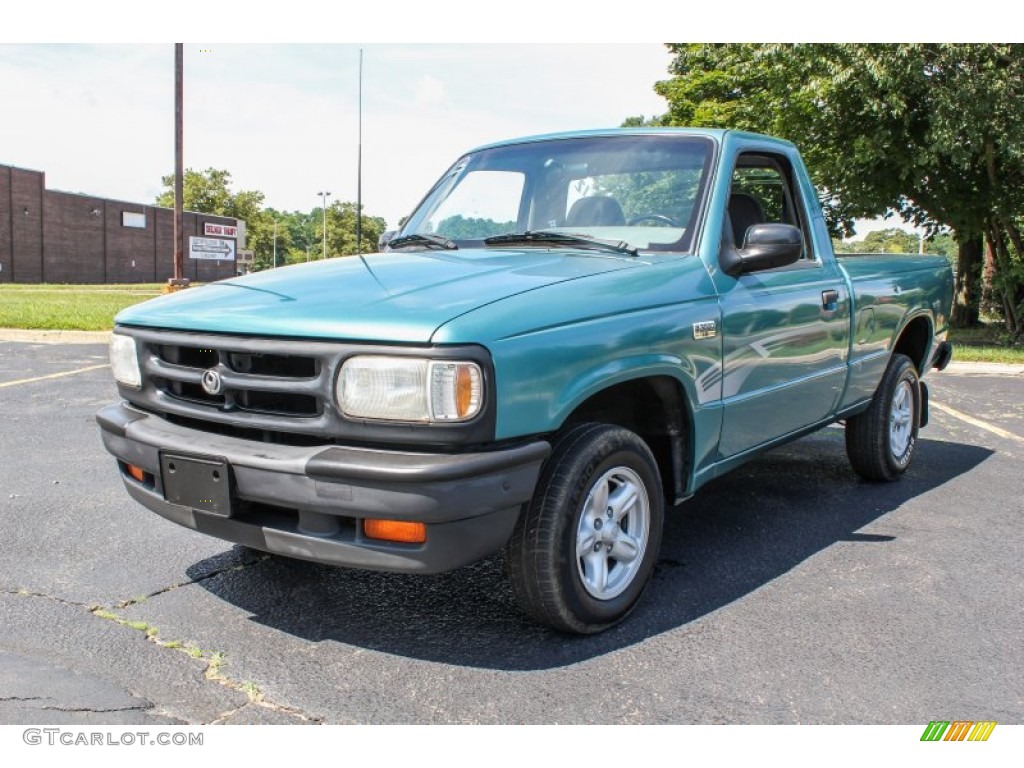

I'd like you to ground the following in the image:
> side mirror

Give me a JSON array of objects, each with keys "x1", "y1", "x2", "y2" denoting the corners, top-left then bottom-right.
[
  {"x1": 378, "y1": 230, "x2": 397, "y2": 251},
  {"x1": 720, "y1": 223, "x2": 803, "y2": 276}
]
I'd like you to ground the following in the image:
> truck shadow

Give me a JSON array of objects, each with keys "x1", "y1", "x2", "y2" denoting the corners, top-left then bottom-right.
[{"x1": 187, "y1": 431, "x2": 992, "y2": 671}]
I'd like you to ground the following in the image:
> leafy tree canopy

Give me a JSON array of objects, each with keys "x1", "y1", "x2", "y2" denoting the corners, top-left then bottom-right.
[
  {"x1": 156, "y1": 168, "x2": 264, "y2": 222},
  {"x1": 641, "y1": 44, "x2": 1024, "y2": 330}
]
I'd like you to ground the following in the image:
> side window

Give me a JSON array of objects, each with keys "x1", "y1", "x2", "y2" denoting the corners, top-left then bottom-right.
[{"x1": 728, "y1": 154, "x2": 814, "y2": 261}]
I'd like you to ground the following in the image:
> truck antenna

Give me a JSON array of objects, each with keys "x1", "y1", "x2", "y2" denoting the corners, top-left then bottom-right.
[{"x1": 356, "y1": 48, "x2": 363, "y2": 256}]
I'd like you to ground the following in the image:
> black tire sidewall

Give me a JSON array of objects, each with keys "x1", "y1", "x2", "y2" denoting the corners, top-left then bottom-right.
[
  {"x1": 882, "y1": 359, "x2": 920, "y2": 475},
  {"x1": 554, "y1": 433, "x2": 664, "y2": 628}
]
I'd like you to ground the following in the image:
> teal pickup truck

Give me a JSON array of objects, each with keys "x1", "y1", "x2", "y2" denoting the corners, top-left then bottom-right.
[{"x1": 98, "y1": 129, "x2": 954, "y2": 633}]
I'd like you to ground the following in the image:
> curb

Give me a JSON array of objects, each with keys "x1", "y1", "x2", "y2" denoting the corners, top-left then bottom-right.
[
  {"x1": 0, "y1": 329, "x2": 112, "y2": 345},
  {"x1": 943, "y1": 361, "x2": 1024, "y2": 376}
]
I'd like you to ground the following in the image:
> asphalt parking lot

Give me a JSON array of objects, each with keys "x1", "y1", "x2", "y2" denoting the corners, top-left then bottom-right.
[{"x1": 1, "y1": 339, "x2": 1021, "y2": 725}]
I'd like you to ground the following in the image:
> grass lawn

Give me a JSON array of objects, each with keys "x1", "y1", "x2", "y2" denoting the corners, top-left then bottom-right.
[
  {"x1": 0, "y1": 284, "x2": 164, "y2": 331},
  {"x1": 948, "y1": 322, "x2": 1024, "y2": 364}
]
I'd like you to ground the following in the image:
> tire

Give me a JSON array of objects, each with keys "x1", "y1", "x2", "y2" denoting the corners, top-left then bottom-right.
[
  {"x1": 845, "y1": 353, "x2": 920, "y2": 481},
  {"x1": 507, "y1": 423, "x2": 665, "y2": 634}
]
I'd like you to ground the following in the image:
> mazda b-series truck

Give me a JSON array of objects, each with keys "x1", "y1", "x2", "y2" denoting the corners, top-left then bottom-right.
[{"x1": 98, "y1": 129, "x2": 954, "y2": 633}]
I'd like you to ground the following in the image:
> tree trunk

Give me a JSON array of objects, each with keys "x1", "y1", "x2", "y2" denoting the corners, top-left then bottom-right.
[
  {"x1": 951, "y1": 234, "x2": 983, "y2": 328},
  {"x1": 981, "y1": 237, "x2": 1000, "y2": 316},
  {"x1": 1003, "y1": 218, "x2": 1024, "y2": 338},
  {"x1": 987, "y1": 223, "x2": 1020, "y2": 335}
]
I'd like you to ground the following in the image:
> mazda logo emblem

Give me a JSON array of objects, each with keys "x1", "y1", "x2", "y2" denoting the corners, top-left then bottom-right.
[{"x1": 201, "y1": 369, "x2": 224, "y2": 396}]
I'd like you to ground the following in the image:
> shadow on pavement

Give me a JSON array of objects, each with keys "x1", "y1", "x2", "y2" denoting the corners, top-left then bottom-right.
[{"x1": 188, "y1": 432, "x2": 992, "y2": 670}]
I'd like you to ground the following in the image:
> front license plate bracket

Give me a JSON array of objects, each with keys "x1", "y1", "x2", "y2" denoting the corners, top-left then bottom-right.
[{"x1": 160, "y1": 452, "x2": 234, "y2": 517}]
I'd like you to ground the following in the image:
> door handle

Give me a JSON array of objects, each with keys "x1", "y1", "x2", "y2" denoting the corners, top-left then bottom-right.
[{"x1": 822, "y1": 289, "x2": 839, "y2": 309}]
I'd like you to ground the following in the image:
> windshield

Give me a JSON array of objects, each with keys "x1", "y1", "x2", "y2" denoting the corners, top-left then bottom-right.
[{"x1": 398, "y1": 134, "x2": 714, "y2": 253}]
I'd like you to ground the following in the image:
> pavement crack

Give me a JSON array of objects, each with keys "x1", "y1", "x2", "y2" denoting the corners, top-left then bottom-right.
[
  {"x1": 0, "y1": 696, "x2": 47, "y2": 702},
  {"x1": 2, "y1": 587, "x2": 92, "y2": 609},
  {"x1": 87, "y1": 602, "x2": 321, "y2": 724},
  {"x1": 113, "y1": 555, "x2": 266, "y2": 610},
  {"x1": 209, "y1": 704, "x2": 247, "y2": 725},
  {"x1": 41, "y1": 705, "x2": 149, "y2": 714}
]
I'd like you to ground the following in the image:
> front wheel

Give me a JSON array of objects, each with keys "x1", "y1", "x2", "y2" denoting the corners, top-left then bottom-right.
[
  {"x1": 507, "y1": 423, "x2": 664, "y2": 634},
  {"x1": 845, "y1": 353, "x2": 921, "y2": 481}
]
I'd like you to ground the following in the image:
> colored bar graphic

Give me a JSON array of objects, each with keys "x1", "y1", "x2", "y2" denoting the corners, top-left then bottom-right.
[
  {"x1": 968, "y1": 722, "x2": 997, "y2": 741},
  {"x1": 944, "y1": 721, "x2": 973, "y2": 741},
  {"x1": 921, "y1": 721, "x2": 950, "y2": 741},
  {"x1": 920, "y1": 720, "x2": 996, "y2": 742}
]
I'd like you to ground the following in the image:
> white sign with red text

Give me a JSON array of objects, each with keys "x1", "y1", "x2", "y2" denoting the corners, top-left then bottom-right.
[{"x1": 204, "y1": 223, "x2": 238, "y2": 238}]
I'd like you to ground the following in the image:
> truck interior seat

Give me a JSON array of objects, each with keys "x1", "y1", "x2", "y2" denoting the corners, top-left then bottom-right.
[
  {"x1": 728, "y1": 192, "x2": 765, "y2": 246},
  {"x1": 566, "y1": 196, "x2": 626, "y2": 227}
]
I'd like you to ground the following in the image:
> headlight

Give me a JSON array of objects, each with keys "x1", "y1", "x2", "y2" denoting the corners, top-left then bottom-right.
[
  {"x1": 109, "y1": 333, "x2": 141, "y2": 388},
  {"x1": 338, "y1": 356, "x2": 483, "y2": 423}
]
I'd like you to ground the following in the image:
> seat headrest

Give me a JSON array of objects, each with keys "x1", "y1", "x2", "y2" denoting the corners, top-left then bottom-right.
[
  {"x1": 728, "y1": 192, "x2": 765, "y2": 246},
  {"x1": 566, "y1": 196, "x2": 626, "y2": 227}
]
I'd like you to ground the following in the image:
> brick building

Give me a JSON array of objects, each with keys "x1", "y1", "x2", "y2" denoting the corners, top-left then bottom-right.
[{"x1": 0, "y1": 163, "x2": 243, "y2": 284}]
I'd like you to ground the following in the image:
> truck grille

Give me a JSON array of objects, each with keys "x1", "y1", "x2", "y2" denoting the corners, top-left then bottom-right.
[
  {"x1": 123, "y1": 328, "x2": 344, "y2": 439},
  {"x1": 153, "y1": 342, "x2": 322, "y2": 416}
]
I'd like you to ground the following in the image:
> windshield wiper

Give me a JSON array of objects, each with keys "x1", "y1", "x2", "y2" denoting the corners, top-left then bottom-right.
[
  {"x1": 387, "y1": 233, "x2": 458, "y2": 250},
  {"x1": 483, "y1": 231, "x2": 638, "y2": 257}
]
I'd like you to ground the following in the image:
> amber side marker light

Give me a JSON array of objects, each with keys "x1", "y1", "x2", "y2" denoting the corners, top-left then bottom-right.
[
  {"x1": 126, "y1": 464, "x2": 147, "y2": 483},
  {"x1": 364, "y1": 519, "x2": 427, "y2": 544}
]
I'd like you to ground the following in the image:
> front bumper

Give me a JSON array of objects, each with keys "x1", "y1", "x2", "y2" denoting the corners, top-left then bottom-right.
[{"x1": 97, "y1": 403, "x2": 549, "y2": 573}]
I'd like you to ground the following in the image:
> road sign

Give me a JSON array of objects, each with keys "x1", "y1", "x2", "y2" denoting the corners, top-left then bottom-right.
[{"x1": 189, "y1": 236, "x2": 236, "y2": 261}]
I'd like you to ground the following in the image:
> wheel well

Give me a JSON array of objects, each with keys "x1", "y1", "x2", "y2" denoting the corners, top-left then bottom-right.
[
  {"x1": 560, "y1": 376, "x2": 690, "y2": 504},
  {"x1": 893, "y1": 316, "x2": 932, "y2": 373}
]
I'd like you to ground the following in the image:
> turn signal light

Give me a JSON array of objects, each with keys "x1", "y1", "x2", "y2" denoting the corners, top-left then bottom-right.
[
  {"x1": 456, "y1": 364, "x2": 478, "y2": 418},
  {"x1": 126, "y1": 464, "x2": 146, "y2": 483},
  {"x1": 364, "y1": 519, "x2": 427, "y2": 544}
]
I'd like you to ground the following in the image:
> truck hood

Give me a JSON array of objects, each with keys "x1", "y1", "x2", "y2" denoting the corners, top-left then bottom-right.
[{"x1": 115, "y1": 248, "x2": 643, "y2": 343}]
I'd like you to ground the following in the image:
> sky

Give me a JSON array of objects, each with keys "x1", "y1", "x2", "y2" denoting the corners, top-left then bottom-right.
[
  {"x1": 5, "y1": 1, "x2": 987, "y2": 240},
  {"x1": 0, "y1": 44, "x2": 677, "y2": 231}
]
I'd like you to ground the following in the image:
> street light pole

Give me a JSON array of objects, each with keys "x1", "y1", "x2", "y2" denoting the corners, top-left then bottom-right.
[{"x1": 318, "y1": 191, "x2": 332, "y2": 259}]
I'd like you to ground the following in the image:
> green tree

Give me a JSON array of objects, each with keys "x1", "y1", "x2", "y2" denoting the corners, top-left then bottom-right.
[
  {"x1": 156, "y1": 168, "x2": 264, "y2": 221},
  {"x1": 282, "y1": 210, "x2": 318, "y2": 254},
  {"x1": 318, "y1": 202, "x2": 387, "y2": 259},
  {"x1": 247, "y1": 209, "x2": 293, "y2": 272},
  {"x1": 926, "y1": 232, "x2": 957, "y2": 263},
  {"x1": 645, "y1": 44, "x2": 1024, "y2": 331},
  {"x1": 861, "y1": 228, "x2": 920, "y2": 254},
  {"x1": 156, "y1": 168, "x2": 275, "y2": 269},
  {"x1": 437, "y1": 215, "x2": 516, "y2": 239},
  {"x1": 157, "y1": 170, "x2": 388, "y2": 272}
]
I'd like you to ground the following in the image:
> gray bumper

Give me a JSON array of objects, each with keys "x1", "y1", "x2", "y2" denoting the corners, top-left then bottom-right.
[{"x1": 97, "y1": 403, "x2": 549, "y2": 573}]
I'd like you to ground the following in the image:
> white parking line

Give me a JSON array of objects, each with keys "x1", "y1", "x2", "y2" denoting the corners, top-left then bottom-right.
[
  {"x1": 931, "y1": 400, "x2": 1024, "y2": 444},
  {"x1": 0, "y1": 364, "x2": 110, "y2": 389}
]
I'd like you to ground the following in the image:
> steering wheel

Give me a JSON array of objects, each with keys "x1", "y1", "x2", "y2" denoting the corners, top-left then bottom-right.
[{"x1": 628, "y1": 213, "x2": 680, "y2": 227}]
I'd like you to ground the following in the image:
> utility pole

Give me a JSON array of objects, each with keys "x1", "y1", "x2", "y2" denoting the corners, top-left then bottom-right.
[
  {"x1": 273, "y1": 218, "x2": 278, "y2": 268},
  {"x1": 356, "y1": 48, "x2": 363, "y2": 255},
  {"x1": 318, "y1": 191, "x2": 331, "y2": 258},
  {"x1": 170, "y1": 43, "x2": 188, "y2": 290}
]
